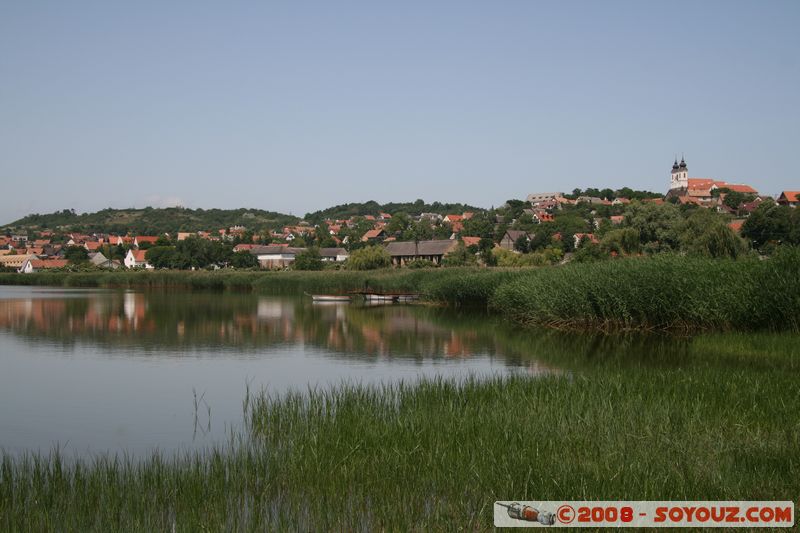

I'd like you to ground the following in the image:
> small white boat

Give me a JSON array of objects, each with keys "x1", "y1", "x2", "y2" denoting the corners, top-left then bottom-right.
[
  {"x1": 309, "y1": 294, "x2": 351, "y2": 302},
  {"x1": 363, "y1": 294, "x2": 396, "y2": 302}
]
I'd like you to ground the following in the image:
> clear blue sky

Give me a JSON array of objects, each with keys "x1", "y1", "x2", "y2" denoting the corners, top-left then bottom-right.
[{"x1": 1, "y1": 1, "x2": 798, "y2": 222}]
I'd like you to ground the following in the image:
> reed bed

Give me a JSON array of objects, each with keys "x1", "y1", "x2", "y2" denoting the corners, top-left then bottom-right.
[
  {"x1": 2, "y1": 353, "x2": 798, "y2": 531},
  {"x1": 490, "y1": 249, "x2": 800, "y2": 331}
]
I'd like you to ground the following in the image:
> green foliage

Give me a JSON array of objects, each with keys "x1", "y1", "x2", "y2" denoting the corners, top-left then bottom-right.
[
  {"x1": 64, "y1": 245, "x2": 89, "y2": 263},
  {"x1": 144, "y1": 246, "x2": 178, "y2": 268},
  {"x1": 230, "y1": 250, "x2": 258, "y2": 269},
  {"x1": 461, "y1": 212, "x2": 494, "y2": 238},
  {"x1": 490, "y1": 250, "x2": 800, "y2": 331},
  {"x1": 623, "y1": 201, "x2": 681, "y2": 249},
  {"x1": 303, "y1": 200, "x2": 481, "y2": 226},
  {"x1": 441, "y1": 242, "x2": 477, "y2": 267},
  {"x1": 572, "y1": 241, "x2": 610, "y2": 263},
  {"x1": 347, "y1": 246, "x2": 391, "y2": 270},
  {"x1": 5, "y1": 207, "x2": 299, "y2": 235},
  {"x1": 144, "y1": 237, "x2": 232, "y2": 269},
  {"x1": 742, "y1": 200, "x2": 800, "y2": 249},
  {"x1": 600, "y1": 228, "x2": 640, "y2": 255},
  {"x1": 492, "y1": 248, "x2": 546, "y2": 267},
  {"x1": 513, "y1": 234, "x2": 530, "y2": 253},
  {"x1": 293, "y1": 248, "x2": 324, "y2": 271}
]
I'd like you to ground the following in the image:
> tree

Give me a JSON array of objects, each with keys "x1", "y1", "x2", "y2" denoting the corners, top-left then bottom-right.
[
  {"x1": 230, "y1": 250, "x2": 258, "y2": 269},
  {"x1": 145, "y1": 246, "x2": 178, "y2": 268},
  {"x1": 385, "y1": 212, "x2": 411, "y2": 236},
  {"x1": 64, "y1": 245, "x2": 89, "y2": 263},
  {"x1": 623, "y1": 201, "x2": 681, "y2": 249},
  {"x1": 441, "y1": 242, "x2": 477, "y2": 267},
  {"x1": 601, "y1": 228, "x2": 640, "y2": 255},
  {"x1": 293, "y1": 248, "x2": 324, "y2": 270},
  {"x1": 478, "y1": 237, "x2": 497, "y2": 266},
  {"x1": 462, "y1": 212, "x2": 494, "y2": 238},
  {"x1": 347, "y1": 245, "x2": 391, "y2": 270},
  {"x1": 742, "y1": 200, "x2": 799, "y2": 249},
  {"x1": 513, "y1": 235, "x2": 530, "y2": 253},
  {"x1": 698, "y1": 225, "x2": 748, "y2": 259},
  {"x1": 572, "y1": 241, "x2": 610, "y2": 263}
]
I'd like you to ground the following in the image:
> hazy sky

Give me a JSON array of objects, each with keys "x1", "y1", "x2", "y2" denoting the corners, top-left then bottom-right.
[{"x1": 1, "y1": 1, "x2": 798, "y2": 222}]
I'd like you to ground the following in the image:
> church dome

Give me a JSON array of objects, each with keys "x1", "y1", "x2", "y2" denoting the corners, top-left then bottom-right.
[
  {"x1": 679, "y1": 158, "x2": 687, "y2": 169},
  {"x1": 672, "y1": 159, "x2": 679, "y2": 170}
]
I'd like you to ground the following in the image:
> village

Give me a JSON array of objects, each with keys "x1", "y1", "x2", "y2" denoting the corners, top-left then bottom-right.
[{"x1": 1, "y1": 158, "x2": 798, "y2": 273}]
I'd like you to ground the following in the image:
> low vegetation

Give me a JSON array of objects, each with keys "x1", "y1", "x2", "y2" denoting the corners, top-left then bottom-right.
[
  {"x1": 2, "y1": 331, "x2": 798, "y2": 530},
  {"x1": 490, "y1": 247, "x2": 800, "y2": 331}
]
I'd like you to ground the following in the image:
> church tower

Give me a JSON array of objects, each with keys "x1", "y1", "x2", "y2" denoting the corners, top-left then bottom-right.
[{"x1": 670, "y1": 156, "x2": 688, "y2": 189}]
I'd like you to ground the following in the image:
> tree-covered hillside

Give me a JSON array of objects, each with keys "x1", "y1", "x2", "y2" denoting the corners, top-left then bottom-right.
[
  {"x1": 4, "y1": 207, "x2": 299, "y2": 235},
  {"x1": 304, "y1": 199, "x2": 482, "y2": 225}
]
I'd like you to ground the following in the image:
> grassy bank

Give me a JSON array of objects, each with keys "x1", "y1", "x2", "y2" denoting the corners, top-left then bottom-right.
[
  {"x1": 490, "y1": 249, "x2": 800, "y2": 331},
  {"x1": 1, "y1": 248, "x2": 799, "y2": 331},
  {"x1": 2, "y1": 333, "x2": 798, "y2": 531}
]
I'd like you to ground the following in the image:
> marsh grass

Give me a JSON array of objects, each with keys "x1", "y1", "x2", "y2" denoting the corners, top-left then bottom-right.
[
  {"x1": 490, "y1": 249, "x2": 800, "y2": 331},
  {"x1": 2, "y1": 334, "x2": 798, "y2": 531}
]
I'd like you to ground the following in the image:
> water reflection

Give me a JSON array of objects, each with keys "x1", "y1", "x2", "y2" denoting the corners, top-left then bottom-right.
[
  {"x1": 1, "y1": 286, "x2": 796, "y2": 456},
  {"x1": 0, "y1": 289, "x2": 550, "y2": 366}
]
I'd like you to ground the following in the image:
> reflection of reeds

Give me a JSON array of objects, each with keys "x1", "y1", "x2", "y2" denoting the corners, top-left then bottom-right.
[{"x1": 3, "y1": 358, "x2": 799, "y2": 530}]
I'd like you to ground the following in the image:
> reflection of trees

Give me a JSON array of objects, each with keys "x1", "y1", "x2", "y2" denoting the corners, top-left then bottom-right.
[
  {"x1": 0, "y1": 292, "x2": 549, "y2": 364},
  {"x1": 2, "y1": 290, "x2": 772, "y2": 373}
]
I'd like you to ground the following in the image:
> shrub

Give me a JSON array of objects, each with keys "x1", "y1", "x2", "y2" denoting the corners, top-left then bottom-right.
[{"x1": 347, "y1": 246, "x2": 391, "y2": 270}]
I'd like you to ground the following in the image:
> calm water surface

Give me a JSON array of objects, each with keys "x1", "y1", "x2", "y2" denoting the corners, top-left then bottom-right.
[{"x1": 0, "y1": 286, "x2": 559, "y2": 457}]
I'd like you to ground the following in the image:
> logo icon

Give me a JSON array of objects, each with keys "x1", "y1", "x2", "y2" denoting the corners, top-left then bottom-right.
[{"x1": 496, "y1": 502, "x2": 556, "y2": 525}]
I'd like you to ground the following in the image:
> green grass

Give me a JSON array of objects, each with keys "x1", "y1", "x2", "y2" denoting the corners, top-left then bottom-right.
[
  {"x1": 490, "y1": 249, "x2": 800, "y2": 332},
  {"x1": 2, "y1": 333, "x2": 799, "y2": 531}
]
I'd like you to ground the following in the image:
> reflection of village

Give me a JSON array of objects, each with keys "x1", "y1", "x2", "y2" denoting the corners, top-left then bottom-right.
[{"x1": 0, "y1": 291, "x2": 556, "y2": 374}]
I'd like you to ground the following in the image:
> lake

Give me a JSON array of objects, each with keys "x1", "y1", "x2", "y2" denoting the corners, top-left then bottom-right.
[{"x1": 0, "y1": 285, "x2": 560, "y2": 457}]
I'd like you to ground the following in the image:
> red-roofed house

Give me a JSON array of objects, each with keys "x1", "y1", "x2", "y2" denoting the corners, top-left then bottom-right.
[
  {"x1": 573, "y1": 233, "x2": 599, "y2": 248},
  {"x1": 443, "y1": 214, "x2": 463, "y2": 223},
  {"x1": 124, "y1": 249, "x2": 153, "y2": 269},
  {"x1": 19, "y1": 258, "x2": 69, "y2": 274},
  {"x1": 777, "y1": 191, "x2": 800, "y2": 207},
  {"x1": 610, "y1": 215, "x2": 625, "y2": 225},
  {"x1": 361, "y1": 228, "x2": 386, "y2": 243},
  {"x1": 134, "y1": 236, "x2": 159, "y2": 247},
  {"x1": 461, "y1": 236, "x2": 482, "y2": 248}
]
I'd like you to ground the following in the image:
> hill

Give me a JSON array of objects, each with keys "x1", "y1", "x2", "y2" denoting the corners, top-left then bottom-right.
[
  {"x1": 303, "y1": 199, "x2": 483, "y2": 225},
  {"x1": 4, "y1": 207, "x2": 299, "y2": 235}
]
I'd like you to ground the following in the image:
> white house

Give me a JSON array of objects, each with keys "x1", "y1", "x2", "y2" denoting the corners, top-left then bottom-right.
[
  {"x1": 124, "y1": 249, "x2": 152, "y2": 269},
  {"x1": 319, "y1": 248, "x2": 349, "y2": 262},
  {"x1": 249, "y1": 245, "x2": 305, "y2": 269}
]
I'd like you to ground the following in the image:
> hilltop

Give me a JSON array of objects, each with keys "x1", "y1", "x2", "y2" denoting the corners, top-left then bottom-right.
[
  {"x1": 3, "y1": 200, "x2": 485, "y2": 235},
  {"x1": 3, "y1": 207, "x2": 300, "y2": 235},
  {"x1": 303, "y1": 200, "x2": 482, "y2": 225}
]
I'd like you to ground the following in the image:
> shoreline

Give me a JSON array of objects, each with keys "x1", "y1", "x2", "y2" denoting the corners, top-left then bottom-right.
[{"x1": 1, "y1": 248, "x2": 798, "y2": 333}]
